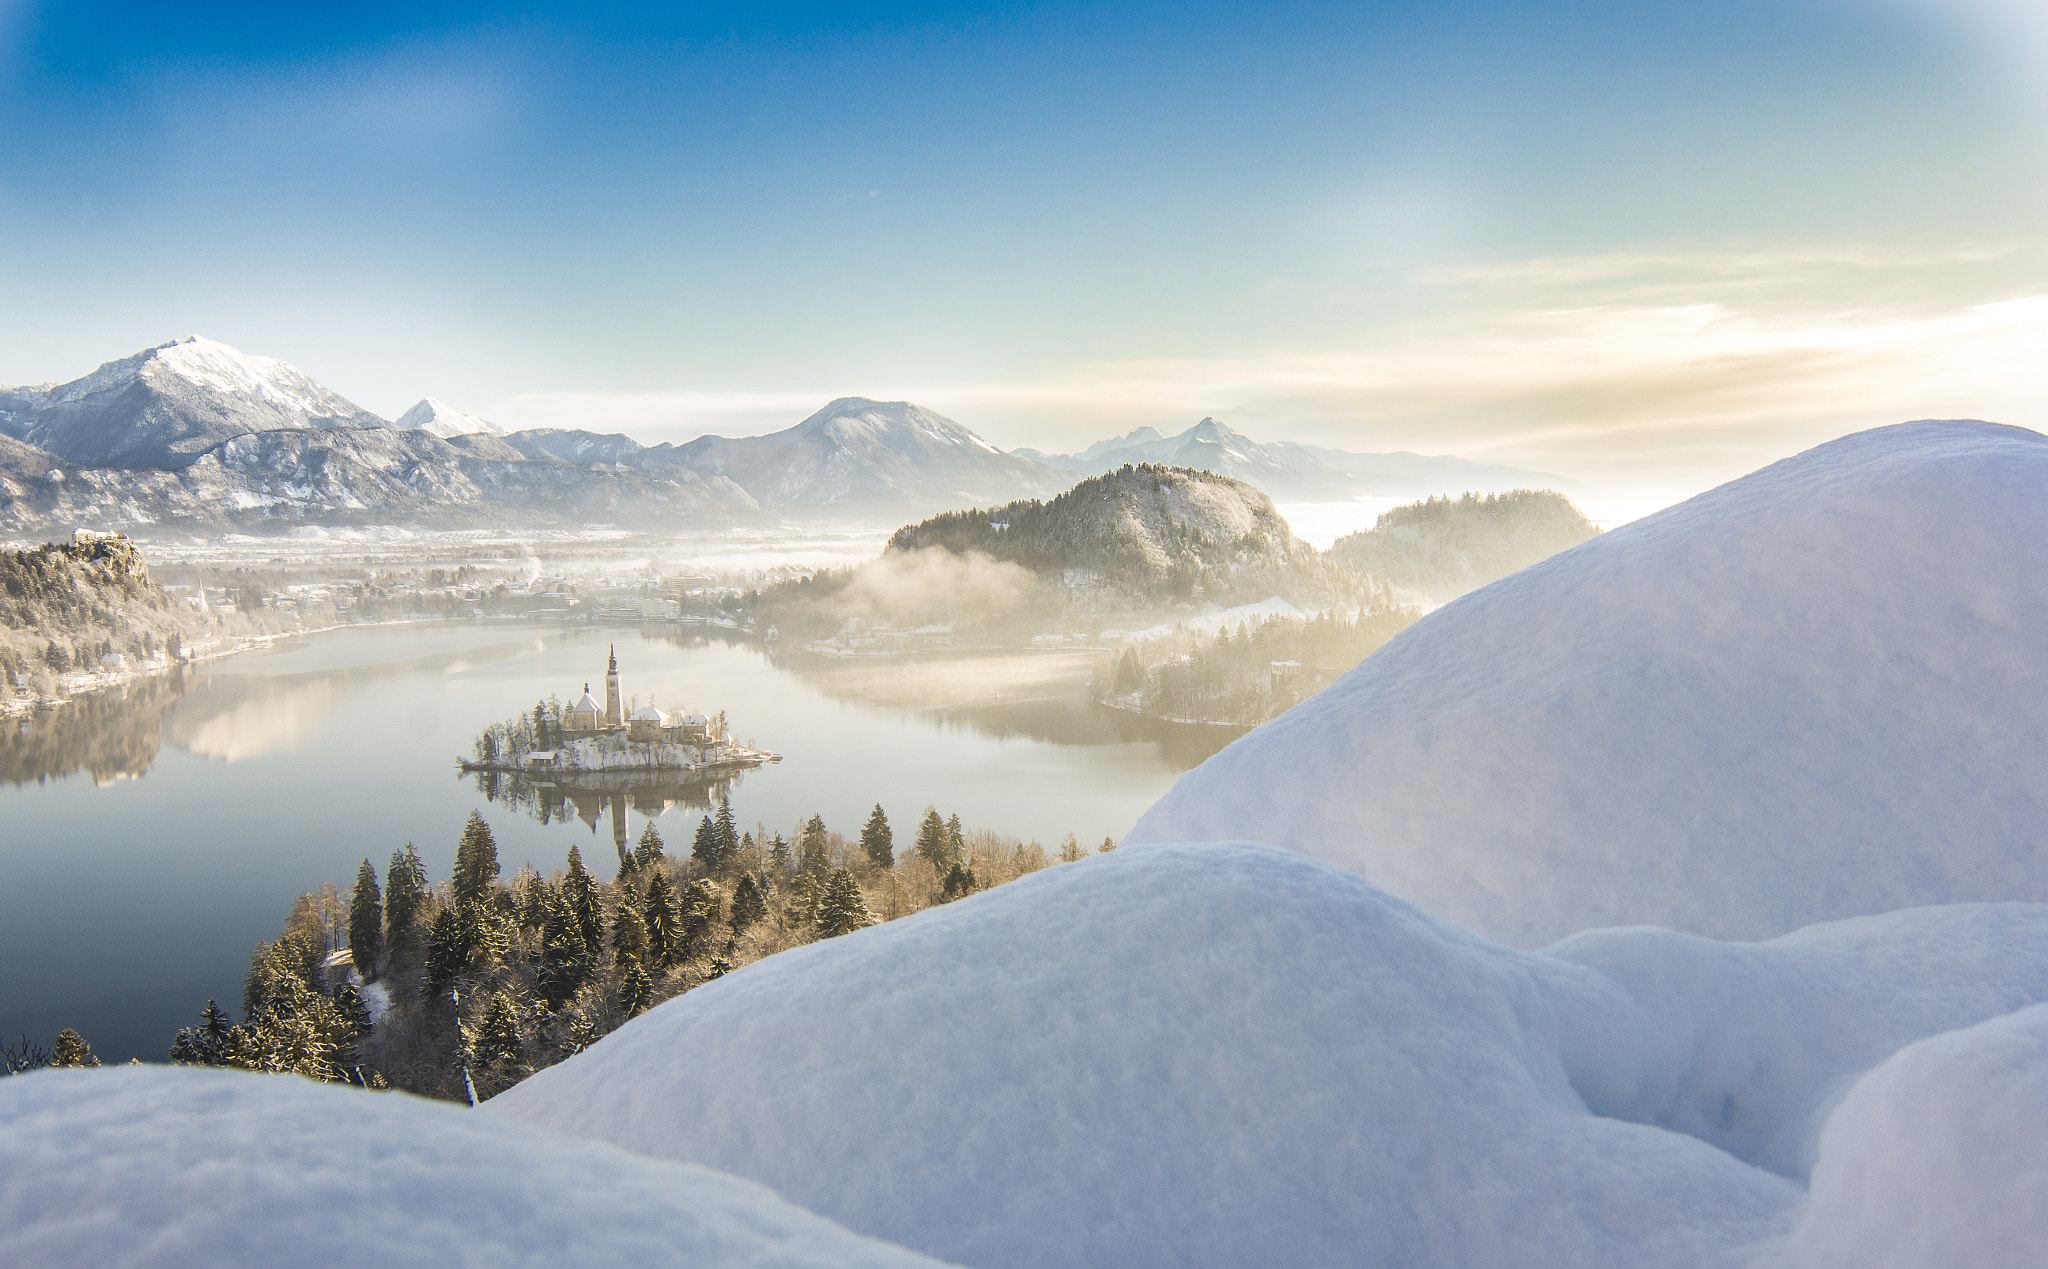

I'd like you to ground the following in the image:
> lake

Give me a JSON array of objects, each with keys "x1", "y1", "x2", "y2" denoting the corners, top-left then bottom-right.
[{"x1": 1, "y1": 621, "x2": 1243, "y2": 1062}]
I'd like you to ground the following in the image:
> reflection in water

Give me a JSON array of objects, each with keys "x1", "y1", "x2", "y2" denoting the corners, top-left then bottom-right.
[
  {"x1": 472, "y1": 768, "x2": 744, "y2": 869},
  {"x1": 171, "y1": 679, "x2": 341, "y2": 762},
  {"x1": 750, "y1": 641, "x2": 1247, "y2": 769},
  {"x1": 169, "y1": 635, "x2": 551, "y2": 765},
  {"x1": 0, "y1": 670, "x2": 190, "y2": 787}
]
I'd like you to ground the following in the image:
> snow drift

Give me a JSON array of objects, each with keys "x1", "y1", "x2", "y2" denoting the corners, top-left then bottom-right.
[
  {"x1": 0, "y1": 1067, "x2": 947, "y2": 1269},
  {"x1": 489, "y1": 842, "x2": 2048, "y2": 1269},
  {"x1": 1131, "y1": 420, "x2": 2048, "y2": 945}
]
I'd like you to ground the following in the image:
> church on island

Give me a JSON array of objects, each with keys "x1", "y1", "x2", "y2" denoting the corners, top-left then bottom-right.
[{"x1": 506, "y1": 645, "x2": 767, "y2": 776}]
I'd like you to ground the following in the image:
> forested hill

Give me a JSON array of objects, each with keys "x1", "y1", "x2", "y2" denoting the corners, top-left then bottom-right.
[
  {"x1": 1327, "y1": 490, "x2": 1598, "y2": 603},
  {"x1": 0, "y1": 535, "x2": 215, "y2": 692},
  {"x1": 886, "y1": 464, "x2": 1325, "y2": 603}
]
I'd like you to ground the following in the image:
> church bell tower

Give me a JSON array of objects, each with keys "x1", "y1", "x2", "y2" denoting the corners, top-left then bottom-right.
[{"x1": 604, "y1": 644, "x2": 623, "y2": 728}]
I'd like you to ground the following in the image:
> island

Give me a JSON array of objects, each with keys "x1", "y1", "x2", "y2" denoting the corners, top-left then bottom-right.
[{"x1": 460, "y1": 645, "x2": 778, "y2": 778}]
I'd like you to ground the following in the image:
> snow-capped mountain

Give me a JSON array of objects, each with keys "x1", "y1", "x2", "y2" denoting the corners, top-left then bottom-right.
[
  {"x1": 0, "y1": 421, "x2": 762, "y2": 534},
  {"x1": 1132, "y1": 419, "x2": 2048, "y2": 946},
  {"x1": 4, "y1": 337, "x2": 388, "y2": 470},
  {"x1": 394, "y1": 397, "x2": 505, "y2": 439},
  {"x1": 1016, "y1": 417, "x2": 1575, "y2": 501},
  {"x1": 500, "y1": 428, "x2": 652, "y2": 467},
  {"x1": 669, "y1": 397, "x2": 1071, "y2": 518}
]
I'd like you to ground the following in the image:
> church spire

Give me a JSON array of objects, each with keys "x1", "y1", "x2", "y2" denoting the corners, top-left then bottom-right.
[{"x1": 604, "y1": 644, "x2": 623, "y2": 728}]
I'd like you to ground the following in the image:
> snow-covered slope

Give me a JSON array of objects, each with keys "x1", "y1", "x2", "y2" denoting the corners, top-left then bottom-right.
[
  {"x1": 0, "y1": 1067, "x2": 948, "y2": 1268},
  {"x1": 671, "y1": 397, "x2": 1071, "y2": 518},
  {"x1": 488, "y1": 843, "x2": 2048, "y2": 1269},
  {"x1": 16, "y1": 337, "x2": 387, "y2": 469},
  {"x1": 395, "y1": 396, "x2": 505, "y2": 438},
  {"x1": 1130, "y1": 420, "x2": 2048, "y2": 945},
  {"x1": 1762, "y1": 1003, "x2": 2048, "y2": 1268}
]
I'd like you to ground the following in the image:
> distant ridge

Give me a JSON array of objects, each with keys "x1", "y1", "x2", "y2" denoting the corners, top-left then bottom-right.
[
  {"x1": 0, "y1": 340, "x2": 1075, "y2": 532},
  {"x1": 1016, "y1": 417, "x2": 1577, "y2": 501}
]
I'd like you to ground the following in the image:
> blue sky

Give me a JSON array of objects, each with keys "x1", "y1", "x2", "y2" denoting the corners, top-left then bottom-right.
[{"x1": 1, "y1": 0, "x2": 2042, "y2": 498}]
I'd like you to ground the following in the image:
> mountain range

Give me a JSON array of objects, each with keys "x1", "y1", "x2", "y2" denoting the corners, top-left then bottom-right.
[
  {"x1": 1015, "y1": 417, "x2": 1574, "y2": 501},
  {"x1": 0, "y1": 337, "x2": 1579, "y2": 536}
]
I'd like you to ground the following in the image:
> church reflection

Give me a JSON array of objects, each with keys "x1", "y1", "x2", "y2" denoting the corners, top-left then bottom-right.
[{"x1": 469, "y1": 766, "x2": 744, "y2": 868}]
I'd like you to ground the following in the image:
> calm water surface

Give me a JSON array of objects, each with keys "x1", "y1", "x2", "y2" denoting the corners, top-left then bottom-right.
[{"x1": 1, "y1": 622, "x2": 1240, "y2": 1061}]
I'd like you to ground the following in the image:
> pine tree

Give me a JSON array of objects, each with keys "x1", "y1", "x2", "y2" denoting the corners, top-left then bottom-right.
[
  {"x1": 798, "y1": 814, "x2": 830, "y2": 877},
  {"x1": 611, "y1": 903, "x2": 649, "y2": 966},
  {"x1": 691, "y1": 814, "x2": 721, "y2": 873},
  {"x1": 914, "y1": 808, "x2": 957, "y2": 872},
  {"x1": 452, "y1": 811, "x2": 500, "y2": 908},
  {"x1": 1114, "y1": 646, "x2": 1144, "y2": 694},
  {"x1": 860, "y1": 804, "x2": 895, "y2": 869},
  {"x1": 536, "y1": 890, "x2": 589, "y2": 1011},
  {"x1": 730, "y1": 872, "x2": 767, "y2": 935},
  {"x1": 422, "y1": 908, "x2": 466, "y2": 1001},
  {"x1": 384, "y1": 843, "x2": 428, "y2": 964},
  {"x1": 514, "y1": 868, "x2": 548, "y2": 930},
  {"x1": 49, "y1": 1028, "x2": 100, "y2": 1068},
  {"x1": 347, "y1": 859, "x2": 383, "y2": 982},
  {"x1": 562, "y1": 845, "x2": 604, "y2": 950},
  {"x1": 616, "y1": 957, "x2": 653, "y2": 1019},
  {"x1": 644, "y1": 872, "x2": 683, "y2": 969},
  {"x1": 169, "y1": 999, "x2": 243, "y2": 1067},
  {"x1": 816, "y1": 869, "x2": 875, "y2": 938},
  {"x1": 468, "y1": 990, "x2": 523, "y2": 1071},
  {"x1": 713, "y1": 799, "x2": 740, "y2": 873},
  {"x1": 1100, "y1": 835, "x2": 1118, "y2": 853},
  {"x1": 947, "y1": 814, "x2": 965, "y2": 864},
  {"x1": 784, "y1": 870, "x2": 822, "y2": 931},
  {"x1": 769, "y1": 832, "x2": 792, "y2": 877},
  {"x1": 679, "y1": 879, "x2": 723, "y2": 959},
  {"x1": 942, "y1": 863, "x2": 978, "y2": 902},
  {"x1": 633, "y1": 823, "x2": 665, "y2": 872}
]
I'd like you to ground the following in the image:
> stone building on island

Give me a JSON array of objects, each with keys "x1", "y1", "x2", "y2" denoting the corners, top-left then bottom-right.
[{"x1": 550, "y1": 645, "x2": 715, "y2": 749}]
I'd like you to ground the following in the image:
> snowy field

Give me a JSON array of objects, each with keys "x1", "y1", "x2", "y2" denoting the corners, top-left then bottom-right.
[{"x1": 5, "y1": 420, "x2": 2047, "y2": 1267}]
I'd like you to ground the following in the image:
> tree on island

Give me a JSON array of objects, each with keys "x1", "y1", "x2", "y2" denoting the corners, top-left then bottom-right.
[
  {"x1": 348, "y1": 860, "x2": 382, "y2": 981},
  {"x1": 860, "y1": 804, "x2": 895, "y2": 869}
]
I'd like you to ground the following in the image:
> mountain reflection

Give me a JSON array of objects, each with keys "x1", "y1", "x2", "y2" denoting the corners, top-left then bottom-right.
[{"x1": 740, "y1": 641, "x2": 1247, "y2": 769}]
